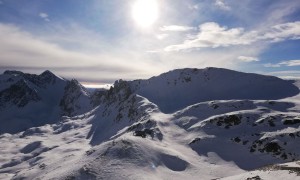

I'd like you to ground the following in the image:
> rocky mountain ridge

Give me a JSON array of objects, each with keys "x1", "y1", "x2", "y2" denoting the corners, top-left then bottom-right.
[
  {"x1": 0, "y1": 67, "x2": 300, "y2": 180},
  {"x1": 0, "y1": 70, "x2": 92, "y2": 133}
]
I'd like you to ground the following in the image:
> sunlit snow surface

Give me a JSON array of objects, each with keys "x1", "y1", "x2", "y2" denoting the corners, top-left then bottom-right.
[{"x1": 0, "y1": 69, "x2": 300, "y2": 180}]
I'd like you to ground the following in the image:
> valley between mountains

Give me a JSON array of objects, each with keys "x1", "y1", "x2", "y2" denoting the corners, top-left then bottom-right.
[{"x1": 0, "y1": 67, "x2": 300, "y2": 180}]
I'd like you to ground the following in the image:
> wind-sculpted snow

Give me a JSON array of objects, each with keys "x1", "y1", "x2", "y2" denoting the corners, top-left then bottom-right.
[{"x1": 0, "y1": 68, "x2": 300, "y2": 179}]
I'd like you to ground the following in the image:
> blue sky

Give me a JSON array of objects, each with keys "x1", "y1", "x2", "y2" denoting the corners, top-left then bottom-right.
[{"x1": 0, "y1": 0, "x2": 299, "y2": 85}]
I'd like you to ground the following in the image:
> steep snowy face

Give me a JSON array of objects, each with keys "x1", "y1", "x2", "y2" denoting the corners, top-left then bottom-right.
[
  {"x1": 60, "y1": 79, "x2": 92, "y2": 116},
  {"x1": 0, "y1": 71, "x2": 93, "y2": 134},
  {"x1": 129, "y1": 67, "x2": 299, "y2": 113}
]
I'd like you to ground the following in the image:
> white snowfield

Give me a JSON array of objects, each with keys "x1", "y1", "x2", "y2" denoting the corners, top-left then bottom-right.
[{"x1": 0, "y1": 67, "x2": 300, "y2": 180}]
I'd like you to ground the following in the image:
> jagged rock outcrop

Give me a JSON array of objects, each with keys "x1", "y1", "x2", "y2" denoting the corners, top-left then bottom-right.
[
  {"x1": 60, "y1": 79, "x2": 92, "y2": 116},
  {"x1": 0, "y1": 79, "x2": 40, "y2": 108}
]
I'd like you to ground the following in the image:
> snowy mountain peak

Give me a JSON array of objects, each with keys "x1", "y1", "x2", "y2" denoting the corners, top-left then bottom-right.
[
  {"x1": 3, "y1": 70, "x2": 25, "y2": 76},
  {"x1": 0, "y1": 71, "x2": 92, "y2": 134},
  {"x1": 129, "y1": 67, "x2": 299, "y2": 113},
  {"x1": 40, "y1": 70, "x2": 54, "y2": 75},
  {"x1": 69, "y1": 79, "x2": 90, "y2": 96},
  {"x1": 38, "y1": 70, "x2": 61, "y2": 84}
]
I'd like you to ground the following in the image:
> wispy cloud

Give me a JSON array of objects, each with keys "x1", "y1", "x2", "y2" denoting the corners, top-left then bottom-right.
[
  {"x1": 264, "y1": 60, "x2": 300, "y2": 68},
  {"x1": 39, "y1": 12, "x2": 50, "y2": 22},
  {"x1": 164, "y1": 22, "x2": 253, "y2": 51},
  {"x1": 160, "y1": 25, "x2": 196, "y2": 32},
  {"x1": 156, "y1": 34, "x2": 169, "y2": 40},
  {"x1": 264, "y1": 63, "x2": 281, "y2": 68},
  {"x1": 279, "y1": 60, "x2": 300, "y2": 66},
  {"x1": 164, "y1": 21, "x2": 300, "y2": 51},
  {"x1": 265, "y1": 70, "x2": 300, "y2": 80},
  {"x1": 238, "y1": 56, "x2": 259, "y2": 62},
  {"x1": 215, "y1": 0, "x2": 231, "y2": 11},
  {"x1": 0, "y1": 23, "x2": 163, "y2": 83},
  {"x1": 261, "y1": 22, "x2": 300, "y2": 42}
]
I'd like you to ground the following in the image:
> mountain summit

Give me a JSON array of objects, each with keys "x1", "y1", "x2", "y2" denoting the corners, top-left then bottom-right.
[{"x1": 129, "y1": 67, "x2": 299, "y2": 112}]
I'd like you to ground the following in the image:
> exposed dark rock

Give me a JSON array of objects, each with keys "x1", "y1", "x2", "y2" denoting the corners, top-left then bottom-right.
[
  {"x1": 60, "y1": 79, "x2": 90, "y2": 116},
  {"x1": 289, "y1": 133, "x2": 295, "y2": 138},
  {"x1": 0, "y1": 79, "x2": 41, "y2": 108},
  {"x1": 210, "y1": 115, "x2": 241, "y2": 128},
  {"x1": 283, "y1": 118, "x2": 300, "y2": 125},
  {"x1": 90, "y1": 89, "x2": 106, "y2": 107},
  {"x1": 39, "y1": 70, "x2": 57, "y2": 85},
  {"x1": 268, "y1": 101, "x2": 276, "y2": 105},
  {"x1": 133, "y1": 129, "x2": 153, "y2": 138},
  {"x1": 189, "y1": 137, "x2": 201, "y2": 144},
  {"x1": 246, "y1": 175, "x2": 262, "y2": 180},
  {"x1": 264, "y1": 142, "x2": 282, "y2": 153},
  {"x1": 233, "y1": 137, "x2": 241, "y2": 143},
  {"x1": 210, "y1": 103, "x2": 219, "y2": 109}
]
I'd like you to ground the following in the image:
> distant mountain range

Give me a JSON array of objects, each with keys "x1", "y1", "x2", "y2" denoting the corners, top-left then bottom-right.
[{"x1": 0, "y1": 67, "x2": 300, "y2": 180}]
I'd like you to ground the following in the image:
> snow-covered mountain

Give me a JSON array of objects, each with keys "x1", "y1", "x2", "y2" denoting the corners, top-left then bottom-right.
[
  {"x1": 0, "y1": 68, "x2": 300, "y2": 180},
  {"x1": 0, "y1": 70, "x2": 92, "y2": 134},
  {"x1": 129, "y1": 68, "x2": 299, "y2": 113}
]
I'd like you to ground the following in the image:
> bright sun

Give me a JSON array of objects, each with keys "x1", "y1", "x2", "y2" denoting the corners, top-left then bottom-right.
[{"x1": 132, "y1": 0, "x2": 159, "y2": 28}]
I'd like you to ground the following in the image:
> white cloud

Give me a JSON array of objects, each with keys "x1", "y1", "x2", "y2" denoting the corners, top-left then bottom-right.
[
  {"x1": 0, "y1": 23, "x2": 163, "y2": 83},
  {"x1": 238, "y1": 56, "x2": 259, "y2": 62},
  {"x1": 279, "y1": 60, "x2": 300, "y2": 66},
  {"x1": 39, "y1": 12, "x2": 50, "y2": 22},
  {"x1": 157, "y1": 44, "x2": 264, "y2": 71},
  {"x1": 156, "y1": 34, "x2": 169, "y2": 40},
  {"x1": 260, "y1": 22, "x2": 300, "y2": 42},
  {"x1": 215, "y1": 0, "x2": 231, "y2": 11},
  {"x1": 265, "y1": 71, "x2": 300, "y2": 80},
  {"x1": 164, "y1": 21, "x2": 300, "y2": 51},
  {"x1": 164, "y1": 22, "x2": 254, "y2": 51},
  {"x1": 264, "y1": 60, "x2": 300, "y2": 68},
  {"x1": 160, "y1": 25, "x2": 196, "y2": 32}
]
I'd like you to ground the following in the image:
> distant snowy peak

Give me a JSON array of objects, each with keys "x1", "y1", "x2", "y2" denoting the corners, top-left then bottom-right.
[
  {"x1": 60, "y1": 79, "x2": 92, "y2": 116},
  {"x1": 0, "y1": 71, "x2": 94, "y2": 133},
  {"x1": 0, "y1": 70, "x2": 93, "y2": 114},
  {"x1": 129, "y1": 67, "x2": 299, "y2": 113},
  {"x1": 0, "y1": 79, "x2": 40, "y2": 108},
  {"x1": 0, "y1": 70, "x2": 66, "y2": 109},
  {"x1": 2, "y1": 70, "x2": 64, "y2": 88},
  {"x1": 39, "y1": 70, "x2": 63, "y2": 85},
  {"x1": 3, "y1": 70, "x2": 25, "y2": 76}
]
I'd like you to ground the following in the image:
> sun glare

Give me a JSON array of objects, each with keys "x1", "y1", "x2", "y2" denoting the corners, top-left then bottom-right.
[{"x1": 132, "y1": 0, "x2": 159, "y2": 28}]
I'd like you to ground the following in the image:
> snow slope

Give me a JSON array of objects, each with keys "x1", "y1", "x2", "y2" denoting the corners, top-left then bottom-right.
[{"x1": 0, "y1": 68, "x2": 300, "y2": 180}]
